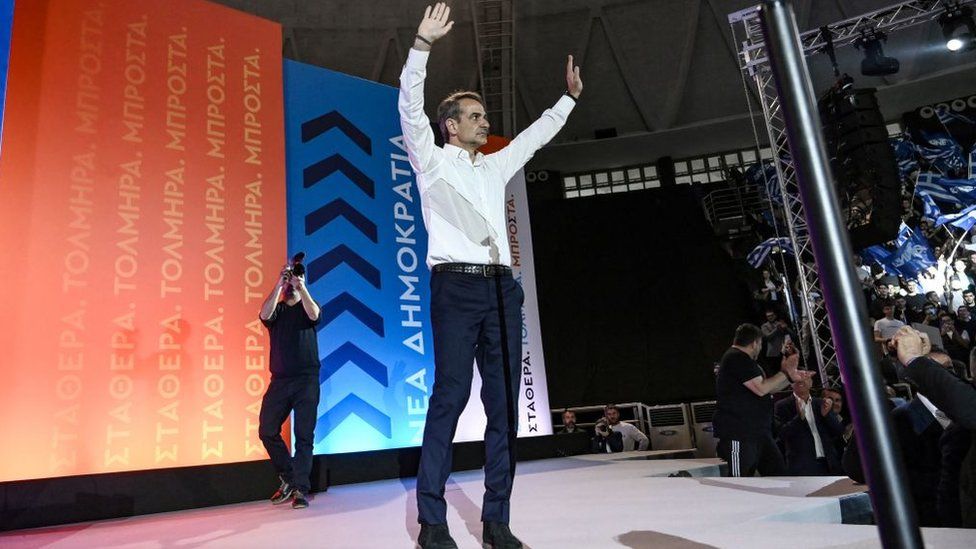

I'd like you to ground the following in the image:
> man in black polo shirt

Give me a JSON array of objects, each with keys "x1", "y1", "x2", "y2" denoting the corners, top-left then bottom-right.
[
  {"x1": 713, "y1": 323, "x2": 813, "y2": 477},
  {"x1": 258, "y1": 263, "x2": 321, "y2": 509}
]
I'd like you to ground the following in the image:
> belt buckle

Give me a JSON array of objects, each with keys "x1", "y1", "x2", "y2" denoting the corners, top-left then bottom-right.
[{"x1": 482, "y1": 265, "x2": 490, "y2": 277}]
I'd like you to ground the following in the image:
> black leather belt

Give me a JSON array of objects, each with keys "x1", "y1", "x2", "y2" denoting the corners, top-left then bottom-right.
[{"x1": 432, "y1": 262, "x2": 512, "y2": 277}]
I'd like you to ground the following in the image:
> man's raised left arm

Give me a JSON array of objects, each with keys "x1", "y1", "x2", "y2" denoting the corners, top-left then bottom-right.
[{"x1": 491, "y1": 55, "x2": 582, "y2": 182}]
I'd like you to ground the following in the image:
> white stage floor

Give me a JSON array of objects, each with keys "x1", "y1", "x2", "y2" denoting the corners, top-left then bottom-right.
[{"x1": 3, "y1": 452, "x2": 975, "y2": 548}]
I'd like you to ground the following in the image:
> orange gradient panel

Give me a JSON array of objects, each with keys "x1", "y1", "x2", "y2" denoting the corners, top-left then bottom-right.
[{"x1": 0, "y1": 0, "x2": 285, "y2": 481}]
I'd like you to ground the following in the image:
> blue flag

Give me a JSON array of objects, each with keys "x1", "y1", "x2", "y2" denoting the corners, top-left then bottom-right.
[
  {"x1": 969, "y1": 144, "x2": 975, "y2": 179},
  {"x1": 916, "y1": 130, "x2": 966, "y2": 174},
  {"x1": 936, "y1": 106, "x2": 975, "y2": 127},
  {"x1": 745, "y1": 161, "x2": 781, "y2": 205},
  {"x1": 887, "y1": 227, "x2": 937, "y2": 278},
  {"x1": 747, "y1": 237, "x2": 793, "y2": 268}
]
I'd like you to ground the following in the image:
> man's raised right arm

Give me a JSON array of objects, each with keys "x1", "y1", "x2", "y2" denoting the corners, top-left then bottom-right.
[{"x1": 398, "y1": 3, "x2": 454, "y2": 174}]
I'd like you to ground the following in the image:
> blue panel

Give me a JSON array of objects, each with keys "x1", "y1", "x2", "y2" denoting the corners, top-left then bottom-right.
[
  {"x1": 0, "y1": 0, "x2": 15, "y2": 143},
  {"x1": 283, "y1": 60, "x2": 434, "y2": 454}
]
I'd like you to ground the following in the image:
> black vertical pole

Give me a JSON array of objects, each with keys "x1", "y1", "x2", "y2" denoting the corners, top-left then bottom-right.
[{"x1": 758, "y1": 2, "x2": 923, "y2": 547}]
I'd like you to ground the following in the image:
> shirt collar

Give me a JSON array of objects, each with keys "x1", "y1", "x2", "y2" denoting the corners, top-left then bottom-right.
[
  {"x1": 794, "y1": 393, "x2": 812, "y2": 406},
  {"x1": 443, "y1": 143, "x2": 484, "y2": 166}
]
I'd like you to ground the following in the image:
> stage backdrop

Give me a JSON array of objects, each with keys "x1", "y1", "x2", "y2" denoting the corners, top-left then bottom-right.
[
  {"x1": 282, "y1": 60, "x2": 552, "y2": 455},
  {"x1": 0, "y1": 0, "x2": 286, "y2": 482},
  {"x1": 0, "y1": 0, "x2": 12, "y2": 140}
]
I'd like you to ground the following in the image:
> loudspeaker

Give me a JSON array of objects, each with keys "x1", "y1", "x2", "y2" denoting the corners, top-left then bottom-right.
[{"x1": 819, "y1": 85, "x2": 902, "y2": 249}]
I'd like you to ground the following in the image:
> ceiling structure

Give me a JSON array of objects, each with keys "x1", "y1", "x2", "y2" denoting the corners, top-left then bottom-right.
[{"x1": 213, "y1": 0, "x2": 976, "y2": 172}]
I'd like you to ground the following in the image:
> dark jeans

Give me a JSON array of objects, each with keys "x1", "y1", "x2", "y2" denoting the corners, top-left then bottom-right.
[
  {"x1": 717, "y1": 434, "x2": 786, "y2": 477},
  {"x1": 417, "y1": 271, "x2": 524, "y2": 525},
  {"x1": 259, "y1": 375, "x2": 320, "y2": 494}
]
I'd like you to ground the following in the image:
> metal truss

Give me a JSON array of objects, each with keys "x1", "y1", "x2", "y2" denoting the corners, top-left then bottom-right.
[
  {"x1": 471, "y1": 0, "x2": 517, "y2": 138},
  {"x1": 728, "y1": 0, "x2": 972, "y2": 387}
]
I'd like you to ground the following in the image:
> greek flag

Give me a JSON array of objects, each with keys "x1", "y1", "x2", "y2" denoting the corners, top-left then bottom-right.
[
  {"x1": 915, "y1": 172, "x2": 973, "y2": 207},
  {"x1": 917, "y1": 189, "x2": 943, "y2": 223},
  {"x1": 935, "y1": 203, "x2": 976, "y2": 232},
  {"x1": 747, "y1": 237, "x2": 793, "y2": 268},
  {"x1": 894, "y1": 222, "x2": 911, "y2": 247}
]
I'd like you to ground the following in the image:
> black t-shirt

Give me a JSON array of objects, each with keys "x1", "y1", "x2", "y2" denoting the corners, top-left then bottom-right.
[
  {"x1": 713, "y1": 347, "x2": 773, "y2": 441},
  {"x1": 262, "y1": 300, "x2": 321, "y2": 378},
  {"x1": 904, "y1": 293, "x2": 926, "y2": 313}
]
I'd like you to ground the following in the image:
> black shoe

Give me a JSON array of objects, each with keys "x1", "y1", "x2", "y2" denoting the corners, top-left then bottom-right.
[
  {"x1": 292, "y1": 491, "x2": 309, "y2": 509},
  {"x1": 482, "y1": 522, "x2": 522, "y2": 549},
  {"x1": 270, "y1": 478, "x2": 295, "y2": 505},
  {"x1": 417, "y1": 523, "x2": 458, "y2": 549}
]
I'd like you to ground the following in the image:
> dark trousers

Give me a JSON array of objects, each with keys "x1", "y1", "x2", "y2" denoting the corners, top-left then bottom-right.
[
  {"x1": 717, "y1": 434, "x2": 786, "y2": 477},
  {"x1": 417, "y1": 271, "x2": 524, "y2": 525},
  {"x1": 259, "y1": 375, "x2": 320, "y2": 494}
]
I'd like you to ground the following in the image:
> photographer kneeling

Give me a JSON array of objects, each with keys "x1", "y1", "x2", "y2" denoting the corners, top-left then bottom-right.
[{"x1": 593, "y1": 404, "x2": 650, "y2": 453}]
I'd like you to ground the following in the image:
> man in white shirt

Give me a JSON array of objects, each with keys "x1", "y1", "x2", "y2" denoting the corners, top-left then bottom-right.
[
  {"x1": 874, "y1": 300, "x2": 906, "y2": 355},
  {"x1": 398, "y1": 5, "x2": 581, "y2": 549},
  {"x1": 597, "y1": 405, "x2": 650, "y2": 452}
]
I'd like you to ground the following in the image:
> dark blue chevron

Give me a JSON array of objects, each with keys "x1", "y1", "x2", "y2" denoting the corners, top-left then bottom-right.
[
  {"x1": 306, "y1": 198, "x2": 378, "y2": 242},
  {"x1": 303, "y1": 154, "x2": 375, "y2": 198},
  {"x1": 318, "y1": 292, "x2": 385, "y2": 336},
  {"x1": 315, "y1": 394, "x2": 392, "y2": 441},
  {"x1": 320, "y1": 342, "x2": 389, "y2": 387},
  {"x1": 307, "y1": 244, "x2": 381, "y2": 288},
  {"x1": 301, "y1": 110, "x2": 372, "y2": 155}
]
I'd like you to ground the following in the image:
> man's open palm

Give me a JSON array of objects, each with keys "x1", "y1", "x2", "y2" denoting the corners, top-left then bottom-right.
[
  {"x1": 418, "y1": 3, "x2": 454, "y2": 42},
  {"x1": 566, "y1": 55, "x2": 583, "y2": 98}
]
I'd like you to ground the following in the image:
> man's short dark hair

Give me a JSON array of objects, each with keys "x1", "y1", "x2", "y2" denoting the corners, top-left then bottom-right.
[
  {"x1": 732, "y1": 323, "x2": 763, "y2": 347},
  {"x1": 604, "y1": 404, "x2": 620, "y2": 413},
  {"x1": 436, "y1": 90, "x2": 484, "y2": 141}
]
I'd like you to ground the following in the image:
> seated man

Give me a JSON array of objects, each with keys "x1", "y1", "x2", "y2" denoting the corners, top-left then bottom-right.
[
  {"x1": 593, "y1": 404, "x2": 649, "y2": 452},
  {"x1": 557, "y1": 409, "x2": 586, "y2": 435}
]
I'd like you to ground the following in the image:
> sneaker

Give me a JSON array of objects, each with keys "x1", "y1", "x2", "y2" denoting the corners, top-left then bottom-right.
[
  {"x1": 270, "y1": 478, "x2": 295, "y2": 505},
  {"x1": 292, "y1": 491, "x2": 309, "y2": 509},
  {"x1": 482, "y1": 522, "x2": 522, "y2": 549},
  {"x1": 417, "y1": 523, "x2": 458, "y2": 549}
]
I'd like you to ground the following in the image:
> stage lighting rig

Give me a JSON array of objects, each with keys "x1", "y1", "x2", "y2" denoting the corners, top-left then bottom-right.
[
  {"x1": 854, "y1": 28, "x2": 899, "y2": 76},
  {"x1": 939, "y1": 2, "x2": 976, "y2": 52}
]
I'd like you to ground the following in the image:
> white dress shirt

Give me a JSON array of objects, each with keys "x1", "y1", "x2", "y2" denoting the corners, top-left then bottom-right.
[
  {"x1": 916, "y1": 394, "x2": 952, "y2": 429},
  {"x1": 398, "y1": 48, "x2": 575, "y2": 268},
  {"x1": 607, "y1": 421, "x2": 650, "y2": 452},
  {"x1": 795, "y1": 394, "x2": 826, "y2": 459}
]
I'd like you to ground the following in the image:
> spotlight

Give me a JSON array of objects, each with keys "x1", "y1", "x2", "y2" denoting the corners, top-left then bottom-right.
[
  {"x1": 939, "y1": 3, "x2": 975, "y2": 52},
  {"x1": 854, "y1": 28, "x2": 899, "y2": 76}
]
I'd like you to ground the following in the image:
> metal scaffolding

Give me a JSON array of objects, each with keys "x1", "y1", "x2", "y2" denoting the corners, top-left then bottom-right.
[
  {"x1": 471, "y1": 0, "x2": 517, "y2": 138},
  {"x1": 729, "y1": 0, "x2": 975, "y2": 388}
]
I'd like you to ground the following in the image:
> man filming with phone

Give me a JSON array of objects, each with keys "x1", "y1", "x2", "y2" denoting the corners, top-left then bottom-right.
[{"x1": 257, "y1": 253, "x2": 322, "y2": 509}]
